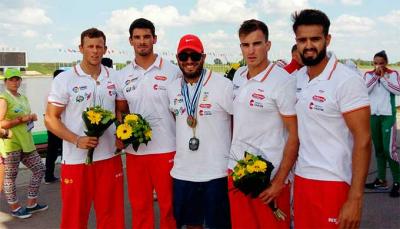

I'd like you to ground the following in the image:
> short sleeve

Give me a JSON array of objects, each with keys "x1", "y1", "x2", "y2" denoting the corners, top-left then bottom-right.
[
  {"x1": 337, "y1": 75, "x2": 370, "y2": 113},
  {"x1": 275, "y1": 77, "x2": 297, "y2": 116},
  {"x1": 113, "y1": 71, "x2": 126, "y2": 101},
  {"x1": 221, "y1": 80, "x2": 234, "y2": 115},
  {"x1": 48, "y1": 73, "x2": 69, "y2": 107}
]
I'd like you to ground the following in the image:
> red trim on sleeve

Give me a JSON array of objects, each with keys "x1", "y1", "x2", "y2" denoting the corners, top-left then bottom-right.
[
  {"x1": 342, "y1": 105, "x2": 370, "y2": 115},
  {"x1": 48, "y1": 100, "x2": 66, "y2": 107}
]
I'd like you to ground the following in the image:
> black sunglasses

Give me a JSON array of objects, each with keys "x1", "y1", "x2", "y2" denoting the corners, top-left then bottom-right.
[{"x1": 178, "y1": 52, "x2": 203, "y2": 62}]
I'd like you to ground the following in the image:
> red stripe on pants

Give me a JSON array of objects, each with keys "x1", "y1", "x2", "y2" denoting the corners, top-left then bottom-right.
[
  {"x1": 60, "y1": 156, "x2": 125, "y2": 229},
  {"x1": 126, "y1": 152, "x2": 176, "y2": 229},
  {"x1": 228, "y1": 171, "x2": 290, "y2": 229},
  {"x1": 294, "y1": 175, "x2": 349, "y2": 229}
]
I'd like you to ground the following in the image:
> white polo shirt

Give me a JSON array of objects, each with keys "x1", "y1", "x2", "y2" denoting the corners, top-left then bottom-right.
[
  {"x1": 232, "y1": 66, "x2": 248, "y2": 99},
  {"x1": 116, "y1": 55, "x2": 181, "y2": 155},
  {"x1": 228, "y1": 63, "x2": 297, "y2": 181},
  {"x1": 168, "y1": 70, "x2": 233, "y2": 182},
  {"x1": 364, "y1": 69, "x2": 400, "y2": 116},
  {"x1": 295, "y1": 53, "x2": 370, "y2": 184},
  {"x1": 48, "y1": 64, "x2": 120, "y2": 165}
]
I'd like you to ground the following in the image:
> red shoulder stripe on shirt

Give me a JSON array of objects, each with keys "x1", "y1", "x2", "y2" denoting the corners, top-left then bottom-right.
[{"x1": 203, "y1": 70, "x2": 212, "y2": 86}]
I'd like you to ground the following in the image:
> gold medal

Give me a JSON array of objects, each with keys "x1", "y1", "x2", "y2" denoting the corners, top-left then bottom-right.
[{"x1": 187, "y1": 115, "x2": 197, "y2": 128}]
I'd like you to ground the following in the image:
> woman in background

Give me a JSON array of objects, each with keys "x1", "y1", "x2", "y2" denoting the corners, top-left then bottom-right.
[{"x1": 0, "y1": 68, "x2": 47, "y2": 219}]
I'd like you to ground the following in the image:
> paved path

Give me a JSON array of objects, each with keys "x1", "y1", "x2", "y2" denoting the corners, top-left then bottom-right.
[{"x1": 0, "y1": 155, "x2": 399, "y2": 228}]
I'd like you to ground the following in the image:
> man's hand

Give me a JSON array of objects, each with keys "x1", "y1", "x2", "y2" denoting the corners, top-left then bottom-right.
[
  {"x1": 30, "y1": 113, "x2": 38, "y2": 121},
  {"x1": 115, "y1": 137, "x2": 125, "y2": 150},
  {"x1": 375, "y1": 66, "x2": 385, "y2": 77},
  {"x1": 76, "y1": 136, "x2": 98, "y2": 149},
  {"x1": 258, "y1": 180, "x2": 285, "y2": 204},
  {"x1": 337, "y1": 198, "x2": 362, "y2": 229}
]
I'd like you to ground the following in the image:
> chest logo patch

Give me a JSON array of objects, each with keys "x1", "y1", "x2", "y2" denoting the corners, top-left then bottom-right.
[
  {"x1": 312, "y1": 95, "x2": 326, "y2": 103},
  {"x1": 199, "y1": 103, "x2": 212, "y2": 109},
  {"x1": 155, "y1": 75, "x2": 167, "y2": 81},
  {"x1": 252, "y1": 93, "x2": 265, "y2": 100}
]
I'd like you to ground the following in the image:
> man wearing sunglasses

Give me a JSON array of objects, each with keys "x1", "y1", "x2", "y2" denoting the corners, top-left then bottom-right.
[
  {"x1": 167, "y1": 34, "x2": 233, "y2": 228},
  {"x1": 115, "y1": 18, "x2": 181, "y2": 229}
]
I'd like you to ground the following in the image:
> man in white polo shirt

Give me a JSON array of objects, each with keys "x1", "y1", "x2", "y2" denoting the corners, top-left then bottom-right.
[
  {"x1": 167, "y1": 34, "x2": 233, "y2": 228},
  {"x1": 292, "y1": 9, "x2": 371, "y2": 229},
  {"x1": 115, "y1": 18, "x2": 181, "y2": 229},
  {"x1": 228, "y1": 19, "x2": 299, "y2": 228},
  {"x1": 45, "y1": 28, "x2": 124, "y2": 229}
]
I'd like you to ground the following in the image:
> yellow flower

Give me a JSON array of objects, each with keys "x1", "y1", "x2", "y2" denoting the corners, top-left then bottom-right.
[
  {"x1": 244, "y1": 153, "x2": 253, "y2": 162},
  {"x1": 246, "y1": 164, "x2": 255, "y2": 173},
  {"x1": 231, "y1": 63, "x2": 240, "y2": 70},
  {"x1": 116, "y1": 123, "x2": 133, "y2": 140},
  {"x1": 144, "y1": 130, "x2": 152, "y2": 139},
  {"x1": 124, "y1": 114, "x2": 139, "y2": 123},
  {"x1": 253, "y1": 160, "x2": 267, "y2": 173},
  {"x1": 236, "y1": 168, "x2": 246, "y2": 179},
  {"x1": 87, "y1": 110, "x2": 102, "y2": 125}
]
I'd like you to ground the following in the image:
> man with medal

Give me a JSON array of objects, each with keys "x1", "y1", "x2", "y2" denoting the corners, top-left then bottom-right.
[
  {"x1": 167, "y1": 34, "x2": 233, "y2": 228},
  {"x1": 228, "y1": 19, "x2": 299, "y2": 228}
]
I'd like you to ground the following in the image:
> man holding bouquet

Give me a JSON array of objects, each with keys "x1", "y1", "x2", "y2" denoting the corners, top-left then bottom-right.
[
  {"x1": 167, "y1": 34, "x2": 233, "y2": 228},
  {"x1": 228, "y1": 19, "x2": 299, "y2": 228},
  {"x1": 115, "y1": 18, "x2": 181, "y2": 229},
  {"x1": 291, "y1": 9, "x2": 371, "y2": 229},
  {"x1": 45, "y1": 28, "x2": 125, "y2": 229}
]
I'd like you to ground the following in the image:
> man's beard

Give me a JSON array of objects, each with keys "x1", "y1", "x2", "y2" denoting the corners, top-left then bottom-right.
[
  {"x1": 136, "y1": 46, "x2": 152, "y2": 56},
  {"x1": 179, "y1": 64, "x2": 204, "y2": 81},
  {"x1": 301, "y1": 47, "x2": 326, "y2": 66}
]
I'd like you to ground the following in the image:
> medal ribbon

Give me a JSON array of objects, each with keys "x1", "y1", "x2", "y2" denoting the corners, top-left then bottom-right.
[{"x1": 181, "y1": 69, "x2": 206, "y2": 119}]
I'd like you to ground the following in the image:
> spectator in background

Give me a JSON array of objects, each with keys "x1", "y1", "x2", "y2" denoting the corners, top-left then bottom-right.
[
  {"x1": 364, "y1": 50, "x2": 400, "y2": 198},
  {"x1": 44, "y1": 69, "x2": 64, "y2": 184},
  {"x1": 101, "y1": 57, "x2": 113, "y2": 68},
  {"x1": 0, "y1": 68, "x2": 47, "y2": 219},
  {"x1": 284, "y1": 44, "x2": 304, "y2": 74}
]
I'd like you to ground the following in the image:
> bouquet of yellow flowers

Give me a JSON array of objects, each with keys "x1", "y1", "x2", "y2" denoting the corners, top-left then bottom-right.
[
  {"x1": 231, "y1": 151, "x2": 286, "y2": 220},
  {"x1": 82, "y1": 106, "x2": 116, "y2": 164},
  {"x1": 224, "y1": 62, "x2": 243, "y2": 81},
  {"x1": 116, "y1": 113, "x2": 152, "y2": 151}
]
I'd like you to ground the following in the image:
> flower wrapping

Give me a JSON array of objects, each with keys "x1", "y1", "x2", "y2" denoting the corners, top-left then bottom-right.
[
  {"x1": 116, "y1": 113, "x2": 152, "y2": 152},
  {"x1": 231, "y1": 151, "x2": 286, "y2": 220},
  {"x1": 82, "y1": 106, "x2": 116, "y2": 164}
]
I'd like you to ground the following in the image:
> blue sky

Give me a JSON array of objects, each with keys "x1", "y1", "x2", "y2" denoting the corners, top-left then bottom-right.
[{"x1": 0, "y1": 0, "x2": 399, "y2": 64}]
